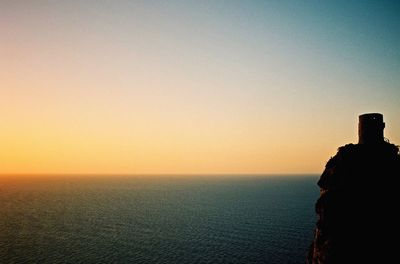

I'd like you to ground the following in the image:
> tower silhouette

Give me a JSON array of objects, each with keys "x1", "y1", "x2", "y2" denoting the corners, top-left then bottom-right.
[{"x1": 307, "y1": 113, "x2": 400, "y2": 263}]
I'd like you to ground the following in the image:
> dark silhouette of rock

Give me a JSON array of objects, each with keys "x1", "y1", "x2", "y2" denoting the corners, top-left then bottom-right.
[{"x1": 307, "y1": 113, "x2": 400, "y2": 263}]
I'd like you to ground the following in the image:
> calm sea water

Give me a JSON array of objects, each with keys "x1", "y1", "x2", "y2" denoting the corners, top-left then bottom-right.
[{"x1": 0, "y1": 175, "x2": 318, "y2": 264}]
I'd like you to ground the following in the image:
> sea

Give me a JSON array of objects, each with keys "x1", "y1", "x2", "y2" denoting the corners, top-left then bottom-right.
[{"x1": 0, "y1": 175, "x2": 319, "y2": 264}]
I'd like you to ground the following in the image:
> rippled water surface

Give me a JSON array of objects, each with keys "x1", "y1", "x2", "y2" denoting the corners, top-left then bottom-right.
[{"x1": 0, "y1": 175, "x2": 318, "y2": 263}]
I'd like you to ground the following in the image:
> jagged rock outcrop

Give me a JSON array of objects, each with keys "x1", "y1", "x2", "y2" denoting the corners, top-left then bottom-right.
[{"x1": 307, "y1": 114, "x2": 400, "y2": 263}]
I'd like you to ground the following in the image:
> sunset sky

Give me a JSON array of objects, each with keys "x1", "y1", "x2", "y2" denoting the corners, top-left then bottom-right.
[{"x1": 1, "y1": 1, "x2": 399, "y2": 175}]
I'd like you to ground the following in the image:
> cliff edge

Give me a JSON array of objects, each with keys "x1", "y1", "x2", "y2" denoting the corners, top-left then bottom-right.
[{"x1": 307, "y1": 114, "x2": 400, "y2": 263}]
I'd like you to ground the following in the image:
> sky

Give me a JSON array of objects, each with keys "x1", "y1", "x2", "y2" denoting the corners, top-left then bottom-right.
[{"x1": 1, "y1": 0, "x2": 399, "y2": 175}]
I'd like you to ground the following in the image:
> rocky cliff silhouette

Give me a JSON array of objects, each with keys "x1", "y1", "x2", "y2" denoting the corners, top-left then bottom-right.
[{"x1": 307, "y1": 113, "x2": 400, "y2": 263}]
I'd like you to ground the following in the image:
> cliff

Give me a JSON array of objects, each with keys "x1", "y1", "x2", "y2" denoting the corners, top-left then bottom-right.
[{"x1": 307, "y1": 141, "x2": 400, "y2": 263}]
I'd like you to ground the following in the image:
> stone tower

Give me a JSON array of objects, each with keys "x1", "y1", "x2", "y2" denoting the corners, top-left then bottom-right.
[{"x1": 307, "y1": 113, "x2": 400, "y2": 263}]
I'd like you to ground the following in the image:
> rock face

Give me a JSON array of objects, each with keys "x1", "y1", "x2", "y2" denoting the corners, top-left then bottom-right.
[{"x1": 307, "y1": 114, "x2": 400, "y2": 263}]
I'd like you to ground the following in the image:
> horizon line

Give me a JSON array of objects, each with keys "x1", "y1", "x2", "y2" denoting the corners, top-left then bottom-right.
[{"x1": 0, "y1": 173, "x2": 319, "y2": 177}]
